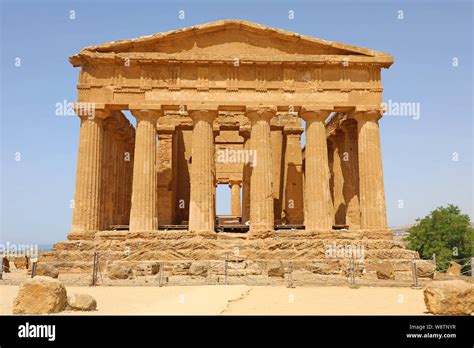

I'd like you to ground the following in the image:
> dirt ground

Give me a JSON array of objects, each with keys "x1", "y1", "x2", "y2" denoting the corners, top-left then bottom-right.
[{"x1": 0, "y1": 284, "x2": 429, "y2": 315}]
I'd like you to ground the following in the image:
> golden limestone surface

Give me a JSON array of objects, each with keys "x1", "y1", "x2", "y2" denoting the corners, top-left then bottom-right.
[{"x1": 42, "y1": 20, "x2": 422, "y2": 281}]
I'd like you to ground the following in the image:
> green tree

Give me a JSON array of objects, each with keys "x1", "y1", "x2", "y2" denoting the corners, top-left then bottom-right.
[{"x1": 405, "y1": 205, "x2": 474, "y2": 272}]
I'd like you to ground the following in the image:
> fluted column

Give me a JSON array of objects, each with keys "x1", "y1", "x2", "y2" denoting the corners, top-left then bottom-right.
[
  {"x1": 229, "y1": 180, "x2": 241, "y2": 216},
  {"x1": 300, "y1": 108, "x2": 334, "y2": 230},
  {"x1": 247, "y1": 106, "x2": 276, "y2": 234},
  {"x1": 71, "y1": 109, "x2": 107, "y2": 235},
  {"x1": 353, "y1": 111, "x2": 387, "y2": 229},
  {"x1": 129, "y1": 110, "x2": 159, "y2": 231},
  {"x1": 239, "y1": 128, "x2": 251, "y2": 224},
  {"x1": 330, "y1": 130, "x2": 346, "y2": 225},
  {"x1": 282, "y1": 126, "x2": 304, "y2": 225},
  {"x1": 341, "y1": 120, "x2": 360, "y2": 229},
  {"x1": 188, "y1": 110, "x2": 217, "y2": 233}
]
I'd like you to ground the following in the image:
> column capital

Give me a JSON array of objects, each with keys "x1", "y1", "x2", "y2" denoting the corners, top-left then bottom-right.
[
  {"x1": 239, "y1": 126, "x2": 251, "y2": 139},
  {"x1": 130, "y1": 109, "x2": 162, "y2": 121},
  {"x1": 283, "y1": 125, "x2": 304, "y2": 135},
  {"x1": 352, "y1": 109, "x2": 383, "y2": 123},
  {"x1": 75, "y1": 108, "x2": 110, "y2": 121},
  {"x1": 299, "y1": 107, "x2": 332, "y2": 122},
  {"x1": 188, "y1": 109, "x2": 218, "y2": 123},
  {"x1": 156, "y1": 124, "x2": 176, "y2": 135},
  {"x1": 228, "y1": 180, "x2": 241, "y2": 187},
  {"x1": 245, "y1": 106, "x2": 277, "y2": 123}
]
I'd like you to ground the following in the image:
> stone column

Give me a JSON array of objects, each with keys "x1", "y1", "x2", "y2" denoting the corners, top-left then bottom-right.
[
  {"x1": 71, "y1": 109, "x2": 107, "y2": 236},
  {"x1": 330, "y1": 130, "x2": 346, "y2": 225},
  {"x1": 246, "y1": 106, "x2": 276, "y2": 234},
  {"x1": 341, "y1": 120, "x2": 360, "y2": 229},
  {"x1": 156, "y1": 125, "x2": 177, "y2": 225},
  {"x1": 300, "y1": 108, "x2": 334, "y2": 230},
  {"x1": 282, "y1": 125, "x2": 304, "y2": 225},
  {"x1": 124, "y1": 138, "x2": 134, "y2": 225},
  {"x1": 129, "y1": 110, "x2": 159, "y2": 231},
  {"x1": 270, "y1": 126, "x2": 284, "y2": 223},
  {"x1": 353, "y1": 111, "x2": 387, "y2": 229},
  {"x1": 229, "y1": 180, "x2": 241, "y2": 216},
  {"x1": 239, "y1": 127, "x2": 251, "y2": 224},
  {"x1": 188, "y1": 110, "x2": 217, "y2": 233}
]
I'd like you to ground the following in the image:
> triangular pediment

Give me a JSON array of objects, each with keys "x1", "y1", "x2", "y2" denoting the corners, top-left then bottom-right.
[{"x1": 70, "y1": 20, "x2": 393, "y2": 66}]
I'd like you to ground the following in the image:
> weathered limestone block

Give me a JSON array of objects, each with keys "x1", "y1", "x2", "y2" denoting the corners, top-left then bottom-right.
[
  {"x1": 447, "y1": 261, "x2": 462, "y2": 276},
  {"x1": 188, "y1": 261, "x2": 210, "y2": 276},
  {"x1": 424, "y1": 280, "x2": 474, "y2": 315},
  {"x1": 13, "y1": 256, "x2": 29, "y2": 269},
  {"x1": 67, "y1": 293, "x2": 97, "y2": 311},
  {"x1": 305, "y1": 260, "x2": 341, "y2": 275},
  {"x1": 13, "y1": 276, "x2": 67, "y2": 314},
  {"x1": 108, "y1": 261, "x2": 133, "y2": 279},
  {"x1": 173, "y1": 261, "x2": 192, "y2": 275},
  {"x1": 267, "y1": 261, "x2": 286, "y2": 278},
  {"x1": 28, "y1": 263, "x2": 59, "y2": 278},
  {"x1": 416, "y1": 260, "x2": 436, "y2": 279},
  {"x1": 375, "y1": 262, "x2": 395, "y2": 280}
]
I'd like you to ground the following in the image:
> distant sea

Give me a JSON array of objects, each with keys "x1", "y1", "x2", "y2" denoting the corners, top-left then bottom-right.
[{"x1": 38, "y1": 244, "x2": 54, "y2": 251}]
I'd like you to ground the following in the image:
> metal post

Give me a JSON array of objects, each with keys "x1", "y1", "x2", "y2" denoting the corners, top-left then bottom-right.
[
  {"x1": 412, "y1": 261, "x2": 419, "y2": 287},
  {"x1": 224, "y1": 253, "x2": 228, "y2": 285},
  {"x1": 31, "y1": 262, "x2": 37, "y2": 278},
  {"x1": 349, "y1": 257, "x2": 356, "y2": 287},
  {"x1": 91, "y1": 252, "x2": 98, "y2": 286},
  {"x1": 159, "y1": 261, "x2": 164, "y2": 287},
  {"x1": 287, "y1": 261, "x2": 294, "y2": 288}
]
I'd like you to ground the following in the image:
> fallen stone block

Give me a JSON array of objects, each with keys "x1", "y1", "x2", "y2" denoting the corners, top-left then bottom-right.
[{"x1": 13, "y1": 276, "x2": 67, "y2": 314}]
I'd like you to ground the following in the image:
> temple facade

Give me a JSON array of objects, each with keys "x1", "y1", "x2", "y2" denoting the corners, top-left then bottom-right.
[
  {"x1": 42, "y1": 20, "x2": 424, "y2": 281},
  {"x1": 69, "y1": 20, "x2": 390, "y2": 238}
]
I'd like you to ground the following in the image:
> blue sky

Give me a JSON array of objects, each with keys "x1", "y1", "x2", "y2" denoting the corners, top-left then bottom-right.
[{"x1": 1, "y1": 0, "x2": 472, "y2": 244}]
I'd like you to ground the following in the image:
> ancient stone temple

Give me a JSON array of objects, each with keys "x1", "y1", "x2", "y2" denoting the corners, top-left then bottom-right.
[{"x1": 43, "y1": 20, "x2": 422, "y2": 281}]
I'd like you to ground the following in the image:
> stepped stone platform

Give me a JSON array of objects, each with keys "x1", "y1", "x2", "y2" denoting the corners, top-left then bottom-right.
[{"x1": 39, "y1": 229, "x2": 430, "y2": 283}]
